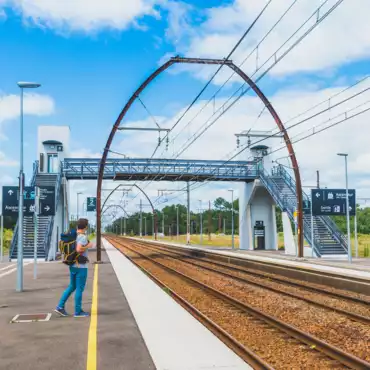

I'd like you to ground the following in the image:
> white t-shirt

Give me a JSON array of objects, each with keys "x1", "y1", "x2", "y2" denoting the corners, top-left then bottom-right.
[{"x1": 72, "y1": 233, "x2": 88, "y2": 269}]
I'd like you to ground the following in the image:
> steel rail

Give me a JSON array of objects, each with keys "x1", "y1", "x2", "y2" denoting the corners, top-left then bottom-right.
[
  {"x1": 108, "y1": 236, "x2": 370, "y2": 370},
  {"x1": 107, "y1": 238, "x2": 272, "y2": 370},
  {"x1": 131, "y1": 238, "x2": 370, "y2": 304},
  {"x1": 132, "y1": 239, "x2": 370, "y2": 325}
]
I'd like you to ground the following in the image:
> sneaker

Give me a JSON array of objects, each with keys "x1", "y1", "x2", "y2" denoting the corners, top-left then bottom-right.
[
  {"x1": 74, "y1": 311, "x2": 90, "y2": 318},
  {"x1": 54, "y1": 307, "x2": 69, "y2": 317}
]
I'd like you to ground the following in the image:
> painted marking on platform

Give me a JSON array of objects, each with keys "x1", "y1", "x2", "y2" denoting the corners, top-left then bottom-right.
[
  {"x1": 87, "y1": 264, "x2": 99, "y2": 370},
  {"x1": 0, "y1": 264, "x2": 16, "y2": 272},
  {"x1": 0, "y1": 263, "x2": 32, "y2": 278}
]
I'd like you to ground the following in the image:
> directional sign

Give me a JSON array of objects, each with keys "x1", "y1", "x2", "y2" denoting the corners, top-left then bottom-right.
[
  {"x1": 311, "y1": 189, "x2": 356, "y2": 216},
  {"x1": 86, "y1": 197, "x2": 97, "y2": 212},
  {"x1": 2, "y1": 186, "x2": 35, "y2": 217},
  {"x1": 38, "y1": 186, "x2": 55, "y2": 216}
]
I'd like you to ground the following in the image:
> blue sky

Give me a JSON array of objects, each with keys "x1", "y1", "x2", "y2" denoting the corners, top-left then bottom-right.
[{"x1": 1, "y1": 0, "x2": 370, "y2": 217}]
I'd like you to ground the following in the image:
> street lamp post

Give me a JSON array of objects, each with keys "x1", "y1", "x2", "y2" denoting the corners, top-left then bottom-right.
[
  {"x1": 337, "y1": 153, "x2": 351, "y2": 263},
  {"x1": 176, "y1": 206, "x2": 179, "y2": 240},
  {"x1": 77, "y1": 192, "x2": 83, "y2": 220},
  {"x1": 228, "y1": 189, "x2": 235, "y2": 249},
  {"x1": 16, "y1": 81, "x2": 41, "y2": 292},
  {"x1": 199, "y1": 200, "x2": 203, "y2": 245}
]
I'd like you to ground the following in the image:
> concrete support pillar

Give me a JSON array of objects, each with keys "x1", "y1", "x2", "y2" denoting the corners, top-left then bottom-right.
[{"x1": 271, "y1": 205, "x2": 278, "y2": 250}]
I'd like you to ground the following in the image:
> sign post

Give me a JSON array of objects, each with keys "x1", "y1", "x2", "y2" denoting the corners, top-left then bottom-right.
[
  {"x1": 33, "y1": 187, "x2": 39, "y2": 279},
  {"x1": 354, "y1": 214, "x2": 358, "y2": 258},
  {"x1": 293, "y1": 209, "x2": 298, "y2": 256}
]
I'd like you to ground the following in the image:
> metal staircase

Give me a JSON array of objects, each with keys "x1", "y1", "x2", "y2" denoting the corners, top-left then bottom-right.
[
  {"x1": 259, "y1": 165, "x2": 348, "y2": 257},
  {"x1": 10, "y1": 165, "x2": 62, "y2": 261}
]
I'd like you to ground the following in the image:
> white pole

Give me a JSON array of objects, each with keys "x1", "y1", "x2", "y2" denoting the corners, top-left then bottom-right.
[
  {"x1": 0, "y1": 215, "x2": 3, "y2": 263},
  {"x1": 176, "y1": 206, "x2": 179, "y2": 240},
  {"x1": 139, "y1": 199, "x2": 143, "y2": 238},
  {"x1": 34, "y1": 186, "x2": 39, "y2": 279},
  {"x1": 17, "y1": 87, "x2": 24, "y2": 292},
  {"x1": 229, "y1": 189, "x2": 235, "y2": 249},
  {"x1": 311, "y1": 199, "x2": 315, "y2": 257},
  {"x1": 199, "y1": 200, "x2": 203, "y2": 245},
  {"x1": 186, "y1": 182, "x2": 190, "y2": 245},
  {"x1": 344, "y1": 155, "x2": 352, "y2": 263},
  {"x1": 354, "y1": 213, "x2": 358, "y2": 258}
]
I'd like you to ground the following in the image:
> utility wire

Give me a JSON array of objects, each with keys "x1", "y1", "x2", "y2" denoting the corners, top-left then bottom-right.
[
  {"x1": 150, "y1": 0, "x2": 274, "y2": 159},
  {"x1": 156, "y1": 83, "x2": 369, "y2": 206},
  {"x1": 171, "y1": 0, "x2": 301, "y2": 144},
  {"x1": 139, "y1": 0, "x2": 339, "y2": 200},
  {"x1": 174, "y1": 0, "x2": 344, "y2": 158},
  {"x1": 124, "y1": 0, "x2": 345, "y2": 208}
]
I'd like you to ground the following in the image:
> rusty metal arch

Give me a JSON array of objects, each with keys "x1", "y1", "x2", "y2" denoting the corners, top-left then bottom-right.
[
  {"x1": 101, "y1": 183, "x2": 158, "y2": 240},
  {"x1": 96, "y1": 56, "x2": 303, "y2": 260},
  {"x1": 102, "y1": 204, "x2": 130, "y2": 217}
]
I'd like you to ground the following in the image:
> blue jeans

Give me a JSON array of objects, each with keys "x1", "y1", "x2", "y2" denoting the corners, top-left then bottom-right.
[{"x1": 58, "y1": 267, "x2": 88, "y2": 314}]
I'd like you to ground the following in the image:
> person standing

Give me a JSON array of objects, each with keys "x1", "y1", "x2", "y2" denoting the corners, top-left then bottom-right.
[{"x1": 55, "y1": 218, "x2": 93, "y2": 317}]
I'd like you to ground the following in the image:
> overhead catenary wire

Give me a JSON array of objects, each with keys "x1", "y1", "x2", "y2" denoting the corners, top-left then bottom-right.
[
  {"x1": 139, "y1": 0, "x2": 343, "y2": 202},
  {"x1": 173, "y1": 0, "x2": 345, "y2": 159},
  {"x1": 171, "y1": 0, "x2": 301, "y2": 144},
  {"x1": 156, "y1": 85, "x2": 370, "y2": 208},
  {"x1": 125, "y1": 0, "x2": 276, "y2": 203},
  {"x1": 149, "y1": 0, "x2": 275, "y2": 159},
  {"x1": 119, "y1": 0, "x2": 346, "y2": 211}
]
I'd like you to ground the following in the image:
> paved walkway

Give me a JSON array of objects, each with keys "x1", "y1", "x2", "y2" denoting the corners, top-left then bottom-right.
[{"x1": 0, "y1": 251, "x2": 154, "y2": 370}]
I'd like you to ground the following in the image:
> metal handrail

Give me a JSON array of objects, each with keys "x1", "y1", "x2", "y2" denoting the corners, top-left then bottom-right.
[
  {"x1": 9, "y1": 161, "x2": 39, "y2": 260},
  {"x1": 260, "y1": 169, "x2": 322, "y2": 257},
  {"x1": 44, "y1": 164, "x2": 63, "y2": 260}
]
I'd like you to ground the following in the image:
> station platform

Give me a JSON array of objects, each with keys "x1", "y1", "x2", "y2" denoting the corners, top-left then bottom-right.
[
  {"x1": 138, "y1": 238, "x2": 370, "y2": 282},
  {"x1": 0, "y1": 240, "x2": 250, "y2": 370}
]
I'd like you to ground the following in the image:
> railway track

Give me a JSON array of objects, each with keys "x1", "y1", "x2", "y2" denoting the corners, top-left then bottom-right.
[
  {"x1": 107, "y1": 236, "x2": 370, "y2": 370},
  {"x1": 126, "y1": 238, "x2": 370, "y2": 325}
]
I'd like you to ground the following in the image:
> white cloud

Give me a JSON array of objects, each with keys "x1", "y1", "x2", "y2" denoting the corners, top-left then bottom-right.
[
  {"x1": 0, "y1": 151, "x2": 18, "y2": 167},
  {"x1": 1, "y1": 0, "x2": 161, "y2": 33},
  {"x1": 0, "y1": 92, "x2": 55, "y2": 122},
  {"x1": 0, "y1": 92, "x2": 55, "y2": 140},
  {"x1": 164, "y1": 0, "x2": 370, "y2": 80}
]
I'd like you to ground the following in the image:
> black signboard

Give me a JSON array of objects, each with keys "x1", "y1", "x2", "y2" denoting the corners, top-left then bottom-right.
[
  {"x1": 39, "y1": 186, "x2": 55, "y2": 216},
  {"x1": 2, "y1": 186, "x2": 35, "y2": 217},
  {"x1": 86, "y1": 197, "x2": 97, "y2": 212},
  {"x1": 311, "y1": 189, "x2": 356, "y2": 216}
]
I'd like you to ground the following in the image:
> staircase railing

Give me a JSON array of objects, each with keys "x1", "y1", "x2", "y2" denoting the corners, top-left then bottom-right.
[
  {"x1": 9, "y1": 161, "x2": 39, "y2": 260},
  {"x1": 260, "y1": 168, "x2": 322, "y2": 257},
  {"x1": 320, "y1": 215, "x2": 348, "y2": 251},
  {"x1": 43, "y1": 164, "x2": 63, "y2": 260},
  {"x1": 271, "y1": 166, "x2": 347, "y2": 255}
]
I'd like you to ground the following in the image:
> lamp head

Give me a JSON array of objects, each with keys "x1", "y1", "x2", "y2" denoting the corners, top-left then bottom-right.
[{"x1": 17, "y1": 81, "x2": 41, "y2": 89}]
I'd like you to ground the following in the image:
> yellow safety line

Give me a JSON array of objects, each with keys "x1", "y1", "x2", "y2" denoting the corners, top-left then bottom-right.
[{"x1": 87, "y1": 264, "x2": 99, "y2": 370}]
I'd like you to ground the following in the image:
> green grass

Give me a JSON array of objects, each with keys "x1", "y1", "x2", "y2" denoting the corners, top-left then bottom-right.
[{"x1": 143, "y1": 234, "x2": 240, "y2": 248}]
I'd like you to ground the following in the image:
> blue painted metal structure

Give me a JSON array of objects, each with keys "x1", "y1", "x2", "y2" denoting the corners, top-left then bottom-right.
[{"x1": 62, "y1": 158, "x2": 258, "y2": 182}]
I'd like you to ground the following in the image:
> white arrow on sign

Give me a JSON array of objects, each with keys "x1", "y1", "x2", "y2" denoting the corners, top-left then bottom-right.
[
  {"x1": 8, "y1": 190, "x2": 14, "y2": 196},
  {"x1": 349, "y1": 206, "x2": 352, "y2": 211},
  {"x1": 44, "y1": 206, "x2": 50, "y2": 212},
  {"x1": 315, "y1": 192, "x2": 321, "y2": 198}
]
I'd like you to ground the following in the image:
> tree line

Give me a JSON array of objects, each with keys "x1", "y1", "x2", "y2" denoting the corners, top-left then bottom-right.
[{"x1": 106, "y1": 196, "x2": 284, "y2": 236}]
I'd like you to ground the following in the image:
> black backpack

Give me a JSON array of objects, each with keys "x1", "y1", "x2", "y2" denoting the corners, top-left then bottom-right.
[{"x1": 59, "y1": 230, "x2": 88, "y2": 266}]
